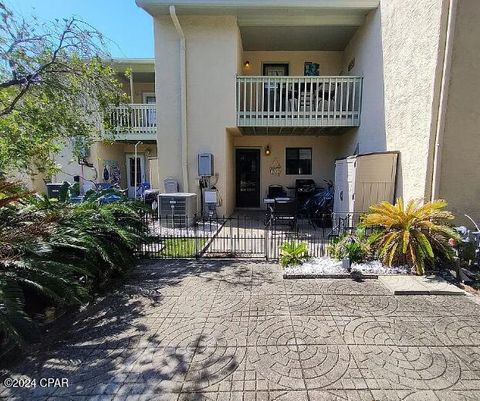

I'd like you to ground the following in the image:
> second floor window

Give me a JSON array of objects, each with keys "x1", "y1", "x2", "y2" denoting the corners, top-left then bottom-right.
[{"x1": 286, "y1": 148, "x2": 312, "y2": 175}]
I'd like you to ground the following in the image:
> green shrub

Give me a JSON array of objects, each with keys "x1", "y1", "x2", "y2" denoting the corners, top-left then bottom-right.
[
  {"x1": 280, "y1": 241, "x2": 309, "y2": 267},
  {"x1": 0, "y1": 180, "x2": 148, "y2": 349},
  {"x1": 327, "y1": 228, "x2": 371, "y2": 264},
  {"x1": 456, "y1": 240, "x2": 477, "y2": 267}
]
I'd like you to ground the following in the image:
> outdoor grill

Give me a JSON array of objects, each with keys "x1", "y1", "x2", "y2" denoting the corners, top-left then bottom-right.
[
  {"x1": 295, "y1": 179, "x2": 317, "y2": 207},
  {"x1": 295, "y1": 179, "x2": 316, "y2": 196}
]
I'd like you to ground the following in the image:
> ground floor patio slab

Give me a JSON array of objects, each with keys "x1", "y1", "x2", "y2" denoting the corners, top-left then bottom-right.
[{"x1": 2, "y1": 260, "x2": 480, "y2": 400}]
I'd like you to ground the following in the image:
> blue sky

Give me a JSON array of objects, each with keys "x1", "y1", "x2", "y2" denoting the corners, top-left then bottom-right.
[{"x1": 9, "y1": 0, "x2": 154, "y2": 58}]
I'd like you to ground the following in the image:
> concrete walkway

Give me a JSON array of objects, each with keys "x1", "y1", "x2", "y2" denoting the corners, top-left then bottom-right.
[
  {"x1": 2, "y1": 260, "x2": 480, "y2": 400},
  {"x1": 379, "y1": 275, "x2": 467, "y2": 295}
]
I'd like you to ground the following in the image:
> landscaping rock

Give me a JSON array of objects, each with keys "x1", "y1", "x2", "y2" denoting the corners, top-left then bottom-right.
[{"x1": 283, "y1": 257, "x2": 409, "y2": 278}]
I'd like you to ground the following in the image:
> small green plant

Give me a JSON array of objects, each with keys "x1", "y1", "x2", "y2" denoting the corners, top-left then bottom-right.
[
  {"x1": 361, "y1": 198, "x2": 460, "y2": 275},
  {"x1": 280, "y1": 241, "x2": 309, "y2": 267},
  {"x1": 328, "y1": 228, "x2": 371, "y2": 263},
  {"x1": 456, "y1": 240, "x2": 477, "y2": 267}
]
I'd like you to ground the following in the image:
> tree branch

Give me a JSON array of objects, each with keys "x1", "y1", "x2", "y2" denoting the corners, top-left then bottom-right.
[{"x1": 0, "y1": 17, "x2": 77, "y2": 115}]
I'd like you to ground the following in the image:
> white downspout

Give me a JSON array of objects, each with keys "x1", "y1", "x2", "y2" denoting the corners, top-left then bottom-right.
[
  {"x1": 169, "y1": 5, "x2": 189, "y2": 192},
  {"x1": 431, "y1": 0, "x2": 457, "y2": 200}
]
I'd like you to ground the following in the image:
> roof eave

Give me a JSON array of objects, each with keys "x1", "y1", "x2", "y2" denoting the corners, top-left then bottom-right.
[{"x1": 136, "y1": 0, "x2": 380, "y2": 17}]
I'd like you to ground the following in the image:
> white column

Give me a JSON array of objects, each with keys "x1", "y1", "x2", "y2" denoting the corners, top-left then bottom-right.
[{"x1": 129, "y1": 73, "x2": 134, "y2": 104}]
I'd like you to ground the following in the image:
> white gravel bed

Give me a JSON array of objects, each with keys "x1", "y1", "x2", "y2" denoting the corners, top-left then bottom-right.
[
  {"x1": 284, "y1": 256, "x2": 410, "y2": 276},
  {"x1": 284, "y1": 257, "x2": 344, "y2": 276},
  {"x1": 351, "y1": 260, "x2": 410, "y2": 275}
]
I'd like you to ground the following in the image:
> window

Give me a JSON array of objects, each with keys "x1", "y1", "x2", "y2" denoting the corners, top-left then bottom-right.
[
  {"x1": 286, "y1": 148, "x2": 312, "y2": 175},
  {"x1": 263, "y1": 63, "x2": 289, "y2": 76},
  {"x1": 129, "y1": 157, "x2": 142, "y2": 185}
]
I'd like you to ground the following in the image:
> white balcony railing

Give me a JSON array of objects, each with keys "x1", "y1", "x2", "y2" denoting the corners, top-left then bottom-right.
[
  {"x1": 109, "y1": 103, "x2": 156, "y2": 138},
  {"x1": 236, "y1": 76, "x2": 362, "y2": 128}
]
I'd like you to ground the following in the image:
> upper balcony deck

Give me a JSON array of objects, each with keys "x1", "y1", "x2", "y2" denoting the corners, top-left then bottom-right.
[
  {"x1": 236, "y1": 76, "x2": 362, "y2": 134},
  {"x1": 108, "y1": 59, "x2": 156, "y2": 141},
  {"x1": 109, "y1": 103, "x2": 156, "y2": 141}
]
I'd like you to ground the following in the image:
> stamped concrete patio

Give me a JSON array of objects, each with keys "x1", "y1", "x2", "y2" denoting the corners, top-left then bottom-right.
[{"x1": 2, "y1": 260, "x2": 480, "y2": 401}]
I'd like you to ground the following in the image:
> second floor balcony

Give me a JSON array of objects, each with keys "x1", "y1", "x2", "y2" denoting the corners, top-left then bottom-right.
[
  {"x1": 236, "y1": 76, "x2": 363, "y2": 134},
  {"x1": 109, "y1": 103, "x2": 157, "y2": 141}
]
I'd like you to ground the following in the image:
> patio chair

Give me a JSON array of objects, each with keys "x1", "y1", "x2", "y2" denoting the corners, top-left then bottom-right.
[
  {"x1": 267, "y1": 184, "x2": 287, "y2": 199},
  {"x1": 267, "y1": 199, "x2": 297, "y2": 230}
]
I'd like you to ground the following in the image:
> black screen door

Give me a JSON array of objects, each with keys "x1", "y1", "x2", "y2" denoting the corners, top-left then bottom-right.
[{"x1": 236, "y1": 149, "x2": 260, "y2": 208}]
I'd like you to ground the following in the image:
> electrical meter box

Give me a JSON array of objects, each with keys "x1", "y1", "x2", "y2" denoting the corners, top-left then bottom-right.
[
  {"x1": 204, "y1": 190, "x2": 217, "y2": 205},
  {"x1": 203, "y1": 190, "x2": 218, "y2": 218},
  {"x1": 198, "y1": 153, "x2": 214, "y2": 177}
]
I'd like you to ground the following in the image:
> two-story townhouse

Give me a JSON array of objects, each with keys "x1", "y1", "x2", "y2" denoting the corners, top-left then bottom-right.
[
  {"x1": 137, "y1": 0, "x2": 480, "y2": 225},
  {"x1": 26, "y1": 59, "x2": 159, "y2": 198}
]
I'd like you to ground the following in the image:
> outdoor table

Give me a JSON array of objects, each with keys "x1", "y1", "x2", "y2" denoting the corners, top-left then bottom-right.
[{"x1": 263, "y1": 197, "x2": 293, "y2": 205}]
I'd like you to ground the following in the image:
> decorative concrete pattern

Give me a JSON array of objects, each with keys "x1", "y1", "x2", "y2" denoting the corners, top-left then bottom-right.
[{"x1": 1, "y1": 259, "x2": 480, "y2": 401}]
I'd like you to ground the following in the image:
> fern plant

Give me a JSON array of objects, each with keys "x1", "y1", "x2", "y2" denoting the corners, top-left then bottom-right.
[
  {"x1": 280, "y1": 241, "x2": 309, "y2": 267},
  {"x1": 361, "y1": 198, "x2": 460, "y2": 274}
]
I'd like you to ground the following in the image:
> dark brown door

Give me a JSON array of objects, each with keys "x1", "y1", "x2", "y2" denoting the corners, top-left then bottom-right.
[{"x1": 236, "y1": 149, "x2": 260, "y2": 208}]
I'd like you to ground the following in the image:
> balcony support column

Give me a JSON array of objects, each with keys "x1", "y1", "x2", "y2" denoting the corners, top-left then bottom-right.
[{"x1": 129, "y1": 74, "x2": 134, "y2": 104}]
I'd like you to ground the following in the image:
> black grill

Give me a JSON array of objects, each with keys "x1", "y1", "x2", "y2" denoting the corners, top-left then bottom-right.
[{"x1": 295, "y1": 179, "x2": 316, "y2": 195}]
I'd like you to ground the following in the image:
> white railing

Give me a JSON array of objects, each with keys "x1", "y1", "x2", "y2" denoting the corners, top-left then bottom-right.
[
  {"x1": 109, "y1": 103, "x2": 156, "y2": 136},
  {"x1": 236, "y1": 76, "x2": 363, "y2": 128}
]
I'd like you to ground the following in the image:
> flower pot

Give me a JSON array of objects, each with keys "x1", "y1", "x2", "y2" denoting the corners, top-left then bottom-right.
[{"x1": 342, "y1": 257, "x2": 351, "y2": 272}]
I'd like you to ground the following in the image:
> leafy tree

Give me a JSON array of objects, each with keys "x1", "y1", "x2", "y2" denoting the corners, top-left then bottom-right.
[{"x1": 0, "y1": 1, "x2": 128, "y2": 176}]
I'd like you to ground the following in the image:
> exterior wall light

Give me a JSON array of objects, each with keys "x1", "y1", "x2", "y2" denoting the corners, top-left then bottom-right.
[
  {"x1": 264, "y1": 145, "x2": 271, "y2": 156},
  {"x1": 244, "y1": 60, "x2": 250, "y2": 68}
]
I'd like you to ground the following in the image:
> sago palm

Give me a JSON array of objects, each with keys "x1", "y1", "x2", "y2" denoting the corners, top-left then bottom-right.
[
  {"x1": 0, "y1": 183, "x2": 148, "y2": 349},
  {"x1": 361, "y1": 198, "x2": 459, "y2": 274}
]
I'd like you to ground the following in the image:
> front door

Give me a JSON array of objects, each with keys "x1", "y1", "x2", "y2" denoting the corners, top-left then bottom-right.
[
  {"x1": 126, "y1": 154, "x2": 146, "y2": 198},
  {"x1": 236, "y1": 149, "x2": 260, "y2": 208}
]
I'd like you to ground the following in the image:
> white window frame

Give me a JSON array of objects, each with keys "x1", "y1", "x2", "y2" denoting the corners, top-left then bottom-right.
[{"x1": 142, "y1": 92, "x2": 156, "y2": 104}]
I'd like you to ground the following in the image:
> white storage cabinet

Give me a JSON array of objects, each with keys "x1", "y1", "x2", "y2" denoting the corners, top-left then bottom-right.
[{"x1": 333, "y1": 152, "x2": 398, "y2": 224}]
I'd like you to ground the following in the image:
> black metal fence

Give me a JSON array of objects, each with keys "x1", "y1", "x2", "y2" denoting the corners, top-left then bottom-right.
[{"x1": 139, "y1": 211, "x2": 363, "y2": 260}]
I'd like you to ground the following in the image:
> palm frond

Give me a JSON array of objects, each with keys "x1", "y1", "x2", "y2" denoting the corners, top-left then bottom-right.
[{"x1": 0, "y1": 184, "x2": 148, "y2": 349}]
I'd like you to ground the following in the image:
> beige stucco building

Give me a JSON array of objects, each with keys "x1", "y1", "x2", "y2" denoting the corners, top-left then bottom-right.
[
  {"x1": 131, "y1": 0, "x2": 479, "y2": 224},
  {"x1": 30, "y1": 1, "x2": 478, "y2": 225}
]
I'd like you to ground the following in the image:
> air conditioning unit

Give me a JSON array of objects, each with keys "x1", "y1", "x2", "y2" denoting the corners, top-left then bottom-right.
[{"x1": 158, "y1": 193, "x2": 197, "y2": 227}]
